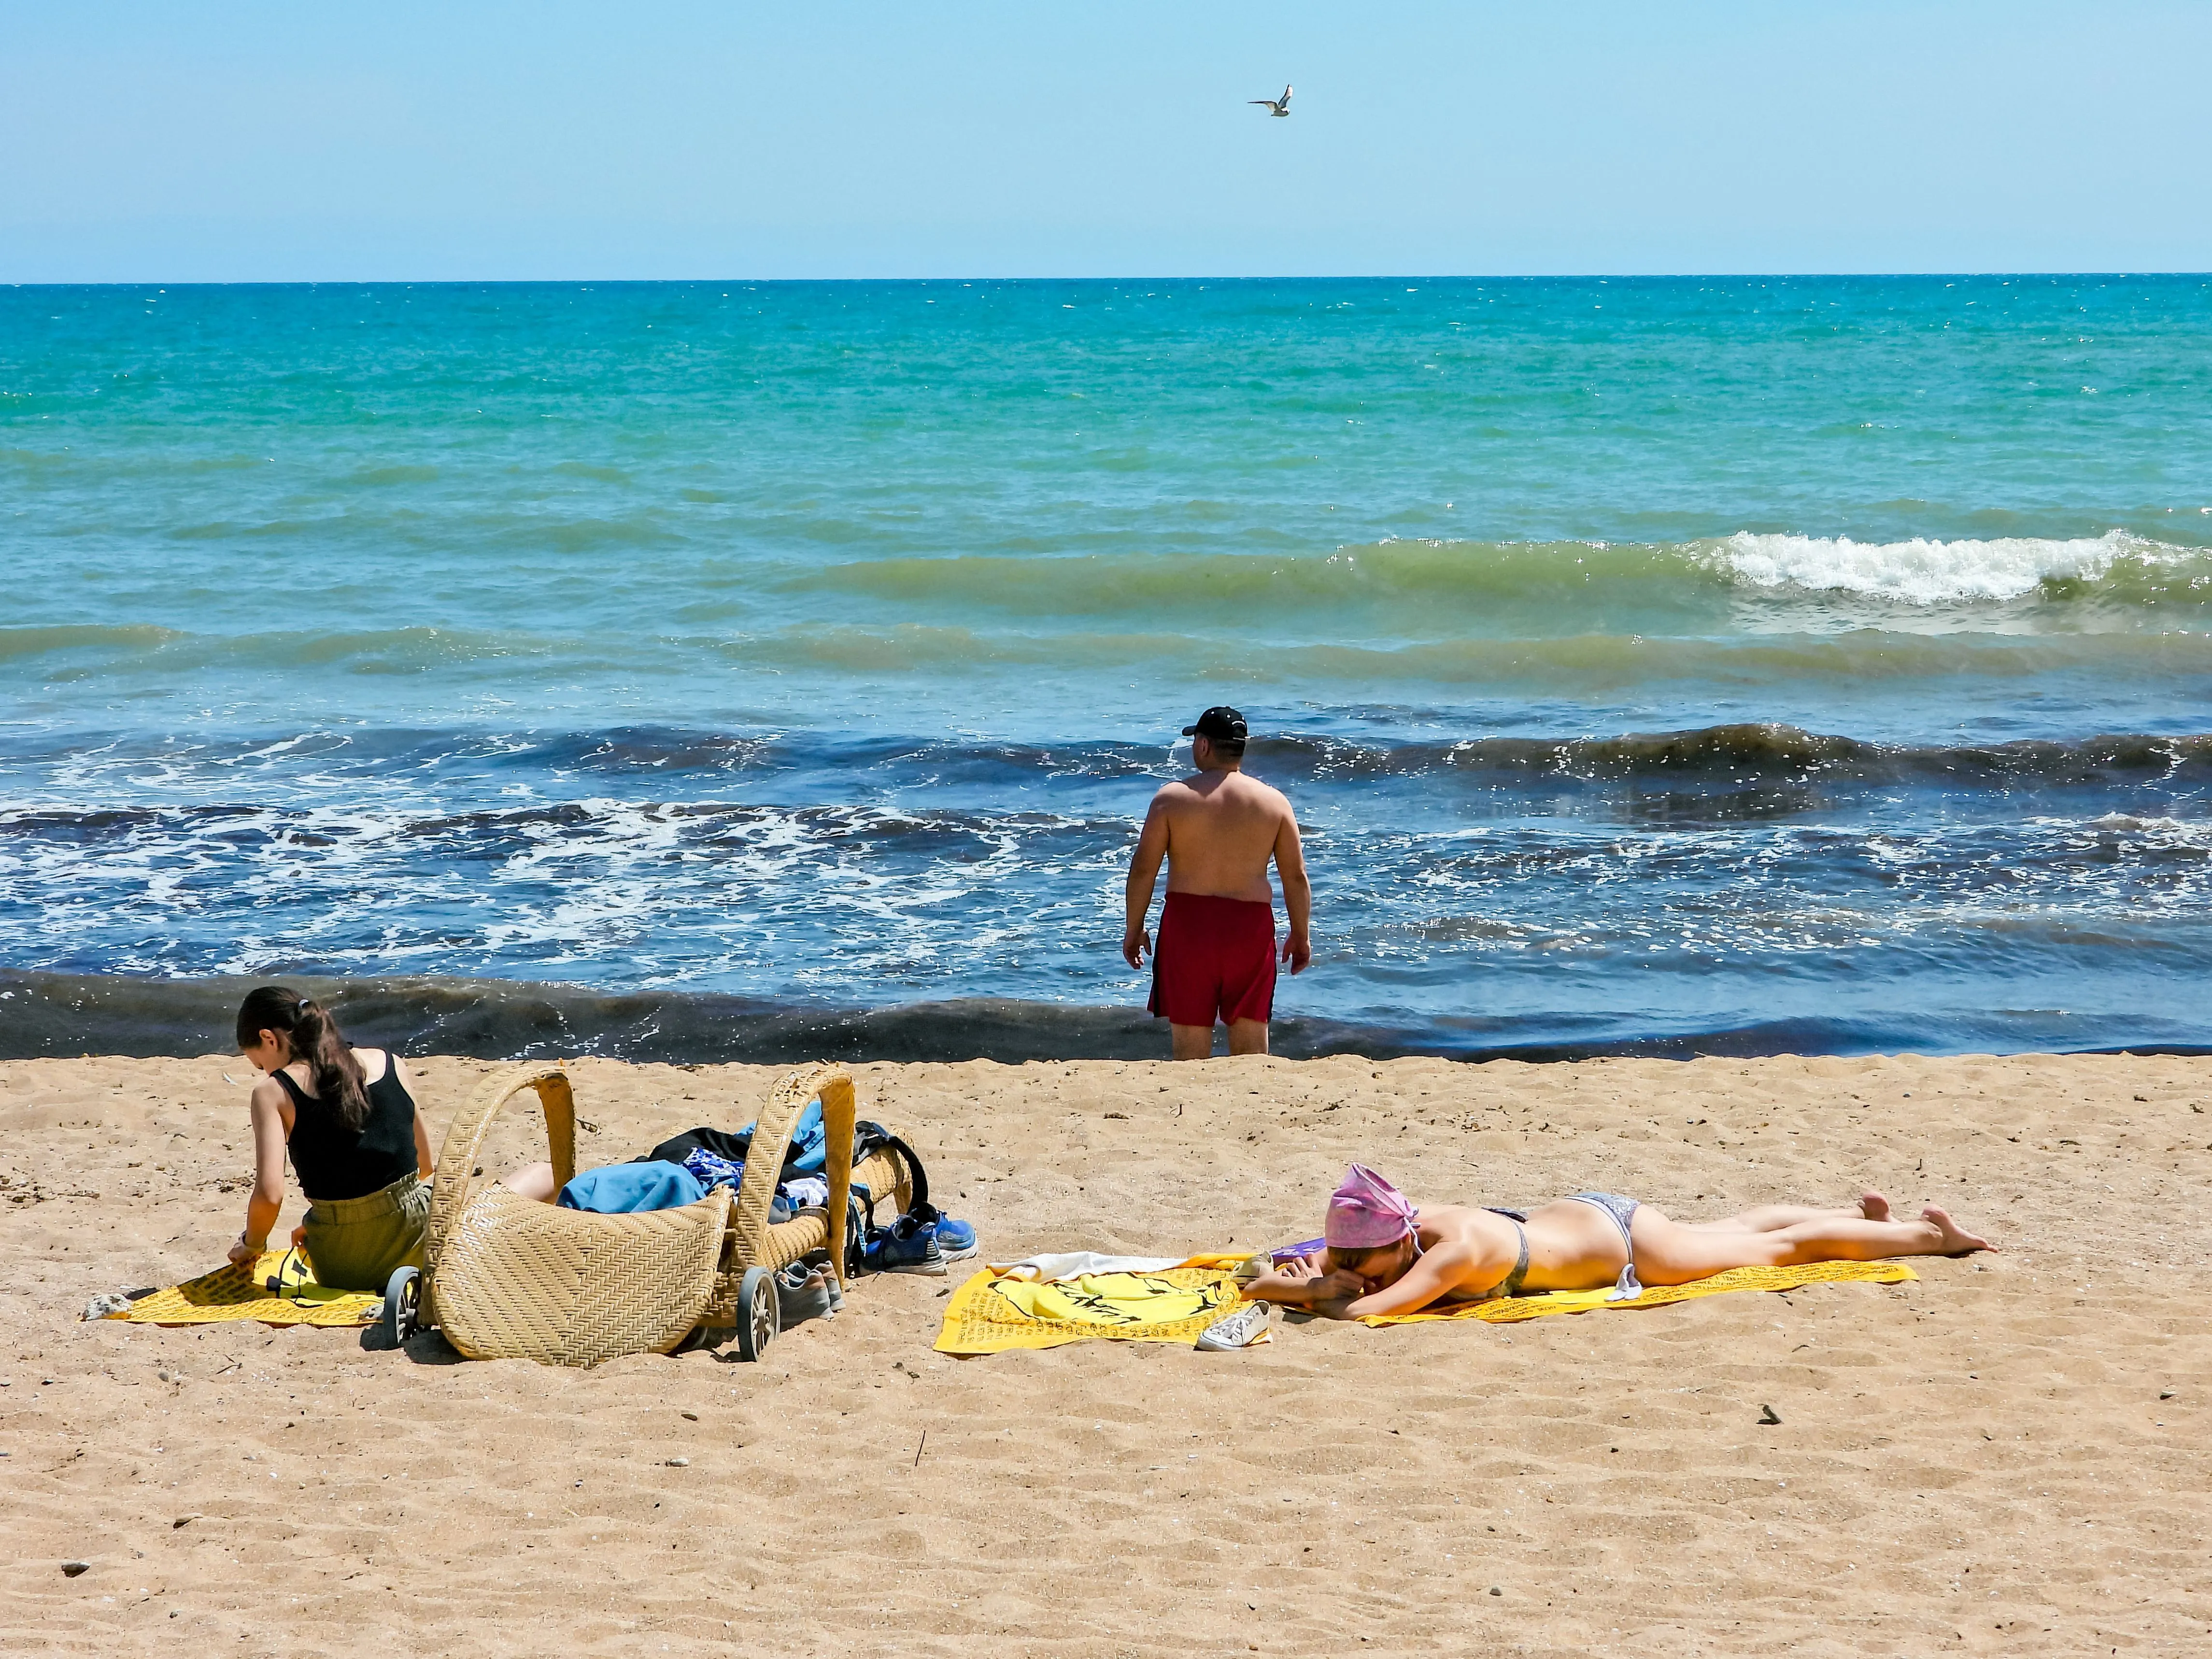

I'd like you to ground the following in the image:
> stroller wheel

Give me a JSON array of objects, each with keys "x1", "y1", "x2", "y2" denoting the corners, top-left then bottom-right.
[
  {"x1": 735, "y1": 1265, "x2": 780, "y2": 1362},
  {"x1": 383, "y1": 1265, "x2": 422, "y2": 1347}
]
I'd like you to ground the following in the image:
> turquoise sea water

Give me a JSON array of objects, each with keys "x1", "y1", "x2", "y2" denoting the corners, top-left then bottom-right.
[{"x1": 5, "y1": 276, "x2": 2212, "y2": 1056}]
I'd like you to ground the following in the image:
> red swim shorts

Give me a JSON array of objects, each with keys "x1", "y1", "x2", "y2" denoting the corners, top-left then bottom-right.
[{"x1": 1149, "y1": 892, "x2": 1277, "y2": 1027}]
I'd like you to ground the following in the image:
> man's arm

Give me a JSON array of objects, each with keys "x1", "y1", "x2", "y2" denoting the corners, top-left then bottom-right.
[
  {"x1": 1274, "y1": 806, "x2": 1312, "y2": 975},
  {"x1": 1122, "y1": 795, "x2": 1171, "y2": 969}
]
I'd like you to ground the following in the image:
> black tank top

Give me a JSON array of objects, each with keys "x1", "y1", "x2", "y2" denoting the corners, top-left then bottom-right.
[{"x1": 276, "y1": 1050, "x2": 419, "y2": 1202}]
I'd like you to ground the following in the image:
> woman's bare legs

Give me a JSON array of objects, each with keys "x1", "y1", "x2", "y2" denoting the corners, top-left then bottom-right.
[
  {"x1": 1687, "y1": 1191, "x2": 1895, "y2": 1233},
  {"x1": 499, "y1": 1161, "x2": 560, "y2": 1202},
  {"x1": 1631, "y1": 1199, "x2": 1992, "y2": 1287}
]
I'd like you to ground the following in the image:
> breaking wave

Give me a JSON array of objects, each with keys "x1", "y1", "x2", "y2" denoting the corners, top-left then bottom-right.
[{"x1": 1713, "y1": 529, "x2": 2198, "y2": 606}]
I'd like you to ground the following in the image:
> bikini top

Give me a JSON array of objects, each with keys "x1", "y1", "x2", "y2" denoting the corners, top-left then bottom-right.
[
  {"x1": 1392, "y1": 1208, "x2": 1530, "y2": 1305},
  {"x1": 1467, "y1": 1207, "x2": 1532, "y2": 1302}
]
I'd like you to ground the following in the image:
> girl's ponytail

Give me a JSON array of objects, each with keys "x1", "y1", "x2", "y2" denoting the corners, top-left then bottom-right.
[
  {"x1": 235, "y1": 986, "x2": 370, "y2": 1130},
  {"x1": 290, "y1": 998, "x2": 369, "y2": 1131}
]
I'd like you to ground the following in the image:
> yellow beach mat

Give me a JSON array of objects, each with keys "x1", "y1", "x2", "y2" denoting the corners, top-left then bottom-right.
[
  {"x1": 934, "y1": 1255, "x2": 1917, "y2": 1352},
  {"x1": 101, "y1": 1250, "x2": 385, "y2": 1329},
  {"x1": 1359, "y1": 1259, "x2": 1917, "y2": 1326},
  {"x1": 934, "y1": 1254, "x2": 1250, "y2": 1355}
]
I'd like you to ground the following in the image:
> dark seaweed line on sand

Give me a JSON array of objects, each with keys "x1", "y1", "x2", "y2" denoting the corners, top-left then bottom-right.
[{"x1": 5, "y1": 970, "x2": 2207, "y2": 1067}]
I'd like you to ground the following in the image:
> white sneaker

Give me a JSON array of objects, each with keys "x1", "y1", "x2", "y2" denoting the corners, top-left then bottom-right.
[{"x1": 1195, "y1": 1300, "x2": 1272, "y2": 1351}]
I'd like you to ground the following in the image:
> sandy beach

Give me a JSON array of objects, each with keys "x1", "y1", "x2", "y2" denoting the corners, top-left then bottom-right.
[{"x1": 3, "y1": 1049, "x2": 2208, "y2": 1656}]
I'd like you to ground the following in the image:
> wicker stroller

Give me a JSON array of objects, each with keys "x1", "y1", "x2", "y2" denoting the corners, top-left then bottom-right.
[{"x1": 382, "y1": 1059, "x2": 912, "y2": 1366}]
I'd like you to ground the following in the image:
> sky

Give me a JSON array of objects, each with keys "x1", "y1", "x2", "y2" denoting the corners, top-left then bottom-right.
[{"x1": 3, "y1": 1, "x2": 2209, "y2": 282}]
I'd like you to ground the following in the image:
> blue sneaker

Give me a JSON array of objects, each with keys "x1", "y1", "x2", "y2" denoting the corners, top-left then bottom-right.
[
  {"x1": 865, "y1": 1214, "x2": 947, "y2": 1276},
  {"x1": 908, "y1": 1201, "x2": 975, "y2": 1260}
]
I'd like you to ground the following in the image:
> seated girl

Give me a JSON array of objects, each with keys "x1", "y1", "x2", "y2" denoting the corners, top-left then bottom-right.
[
  {"x1": 1242, "y1": 1164, "x2": 1993, "y2": 1319},
  {"x1": 229, "y1": 987, "x2": 435, "y2": 1292}
]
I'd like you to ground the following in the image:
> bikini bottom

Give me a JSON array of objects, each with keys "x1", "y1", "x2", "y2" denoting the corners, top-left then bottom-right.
[
  {"x1": 1562, "y1": 1191, "x2": 1644, "y2": 1300},
  {"x1": 1473, "y1": 1194, "x2": 1644, "y2": 1302}
]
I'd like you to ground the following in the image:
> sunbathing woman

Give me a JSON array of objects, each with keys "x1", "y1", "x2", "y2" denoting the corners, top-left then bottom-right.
[
  {"x1": 229, "y1": 987, "x2": 434, "y2": 1292},
  {"x1": 1242, "y1": 1164, "x2": 1993, "y2": 1319}
]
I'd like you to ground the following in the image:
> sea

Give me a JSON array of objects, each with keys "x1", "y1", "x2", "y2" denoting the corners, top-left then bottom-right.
[{"x1": 5, "y1": 275, "x2": 2212, "y2": 1061}]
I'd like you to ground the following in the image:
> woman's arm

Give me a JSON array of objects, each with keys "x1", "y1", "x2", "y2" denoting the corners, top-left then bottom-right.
[
  {"x1": 1242, "y1": 1253, "x2": 1367, "y2": 1310},
  {"x1": 228, "y1": 1082, "x2": 291, "y2": 1267},
  {"x1": 397, "y1": 1056, "x2": 434, "y2": 1179},
  {"x1": 1335, "y1": 1246, "x2": 1470, "y2": 1319}
]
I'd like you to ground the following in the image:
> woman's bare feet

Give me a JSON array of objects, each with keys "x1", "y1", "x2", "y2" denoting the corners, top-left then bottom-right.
[
  {"x1": 1859, "y1": 1190, "x2": 1892, "y2": 1222},
  {"x1": 1921, "y1": 1205, "x2": 1993, "y2": 1255}
]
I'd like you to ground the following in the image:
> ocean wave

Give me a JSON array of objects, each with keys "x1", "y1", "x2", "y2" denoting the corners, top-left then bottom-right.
[
  {"x1": 1714, "y1": 529, "x2": 2199, "y2": 605},
  {"x1": 12, "y1": 618, "x2": 2212, "y2": 697},
  {"x1": 11, "y1": 723, "x2": 2212, "y2": 799},
  {"x1": 791, "y1": 532, "x2": 2212, "y2": 627},
  {"x1": 0, "y1": 624, "x2": 185, "y2": 664},
  {"x1": 722, "y1": 623, "x2": 2212, "y2": 686},
  {"x1": 0, "y1": 621, "x2": 589, "y2": 676},
  {"x1": 1255, "y1": 725, "x2": 2212, "y2": 787},
  {"x1": 793, "y1": 539, "x2": 1724, "y2": 620}
]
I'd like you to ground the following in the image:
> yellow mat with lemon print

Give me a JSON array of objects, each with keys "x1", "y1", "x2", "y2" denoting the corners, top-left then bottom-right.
[
  {"x1": 102, "y1": 1250, "x2": 385, "y2": 1329},
  {"x1": 934, "y1": 1255, "x2": 1250, "y2": 1354},
  {"x1": 934, "y1": 1255, "x2": 1915, "y2": 1352}
]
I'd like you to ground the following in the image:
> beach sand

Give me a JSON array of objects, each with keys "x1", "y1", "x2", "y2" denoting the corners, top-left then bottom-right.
[{"x1": 3, "y1": 1050, "x2": 2207, "y2": 1656}]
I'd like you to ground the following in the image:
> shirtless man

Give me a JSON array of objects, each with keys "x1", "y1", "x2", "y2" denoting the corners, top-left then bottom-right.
[
  {"x1": 1123, "y1": 706, "x2": 1313, "y2": 1060},
  {"x1": 1241, "y1": 1164, "x2": 1993, "y2": 1318}
]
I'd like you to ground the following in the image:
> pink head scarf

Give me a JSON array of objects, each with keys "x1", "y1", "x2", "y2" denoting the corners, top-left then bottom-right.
[{"x1": 1325, "y1": 1163, "x2": 1417, "y2": 1251}]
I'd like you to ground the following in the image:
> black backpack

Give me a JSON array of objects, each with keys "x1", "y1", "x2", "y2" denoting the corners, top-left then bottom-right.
[{"x1": 646, "y1": 1117, "x2": 931, "y2": 1224}]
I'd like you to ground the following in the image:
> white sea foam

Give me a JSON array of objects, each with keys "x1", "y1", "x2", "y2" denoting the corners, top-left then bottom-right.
[{"x1": 1716, "y1": 529, "x2": 2164, "y2": 605}]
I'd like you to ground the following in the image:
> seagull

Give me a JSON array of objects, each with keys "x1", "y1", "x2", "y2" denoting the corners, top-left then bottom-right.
[{"x1": 1250, "y1": 85, "x2": 1292, "y2": 118}]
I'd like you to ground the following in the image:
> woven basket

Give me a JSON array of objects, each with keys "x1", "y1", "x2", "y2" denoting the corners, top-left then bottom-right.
[
  {"x1": 424, "y1": 1063, "x2": 732, "y2": 1367},
  {"x1": 699, "y1": 1061, "x2": 871, "y2": 1322},
  {"x1": 422, "y1": 1061, "x2": 893, "y2": 1366}
]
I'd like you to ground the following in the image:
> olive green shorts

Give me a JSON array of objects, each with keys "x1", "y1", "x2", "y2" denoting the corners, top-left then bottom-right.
[{"x1": 302, "y1": 1172, "x2": 430, "y2": 1293}]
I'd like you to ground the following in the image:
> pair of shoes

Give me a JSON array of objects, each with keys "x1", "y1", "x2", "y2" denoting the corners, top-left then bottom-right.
[
  {"x1": 775, "y1": 1263, "x2": 842, "y2": 1324},
  {"x1": 865, "y1": 1214, "x2": 947, "y2": 1275}
]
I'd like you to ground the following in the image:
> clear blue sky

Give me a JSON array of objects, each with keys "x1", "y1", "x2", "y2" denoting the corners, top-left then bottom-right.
[{"x1": 4, "y1": 1, "x2": 2208, "y2": 281}]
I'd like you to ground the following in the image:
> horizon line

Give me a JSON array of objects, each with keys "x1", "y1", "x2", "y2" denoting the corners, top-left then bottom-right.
[{"x1": 9, "y1": 270, "x2": 2212, "y2": 290}]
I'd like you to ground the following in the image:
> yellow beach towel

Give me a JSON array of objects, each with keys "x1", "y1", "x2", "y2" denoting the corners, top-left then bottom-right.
[
  {"x1": 101, "y1": 1250, "x2": 385, "y2": 1329},
  {"x1": 933, "y1": 1254, "x2": 1915, "y2": 1354},
  {"x1": 1357, "y1": 1258, "x2": 1917, "y2": 1326},
  {"x1": 934, "y1": 1254, "x2": 1249, "y2": 1354}
]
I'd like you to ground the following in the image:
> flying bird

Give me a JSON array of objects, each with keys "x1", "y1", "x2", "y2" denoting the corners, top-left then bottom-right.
[{"x1": 1250, "y1": 85, "x2": 1291, "y2": 117}]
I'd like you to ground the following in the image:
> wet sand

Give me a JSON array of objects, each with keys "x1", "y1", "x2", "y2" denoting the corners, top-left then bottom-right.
[{"x1": 3, "y1": 1050, "x2": 2207, "y2": 1656}]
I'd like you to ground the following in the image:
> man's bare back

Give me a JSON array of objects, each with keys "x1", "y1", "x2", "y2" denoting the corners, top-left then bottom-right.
[
  {"x1": 1148, "y1": 768, "x2": 1294, "y2": 903},
  {"x1": 1123, "y1": 708, "x2": 1312, "y2": 1058}
]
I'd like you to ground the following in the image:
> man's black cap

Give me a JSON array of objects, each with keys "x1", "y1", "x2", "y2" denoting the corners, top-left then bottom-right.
[{"x1": 1182, "y1": 706, "x2": 1248, "y2": 742}]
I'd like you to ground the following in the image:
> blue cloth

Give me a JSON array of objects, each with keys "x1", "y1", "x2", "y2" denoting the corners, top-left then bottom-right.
[
  {"x1": 762, "y1": 1099, "x2": 826, "y2": 1176},
  {"x1": 671, "y1": 1147, "x2": 811, "y2": 1220},
  {"x1": 557, "y1": 1160, "x2": 709, "y2": 1214},
  {"x1": 680, "y1": 1146, "x2": 746, "y2": 1192}
]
